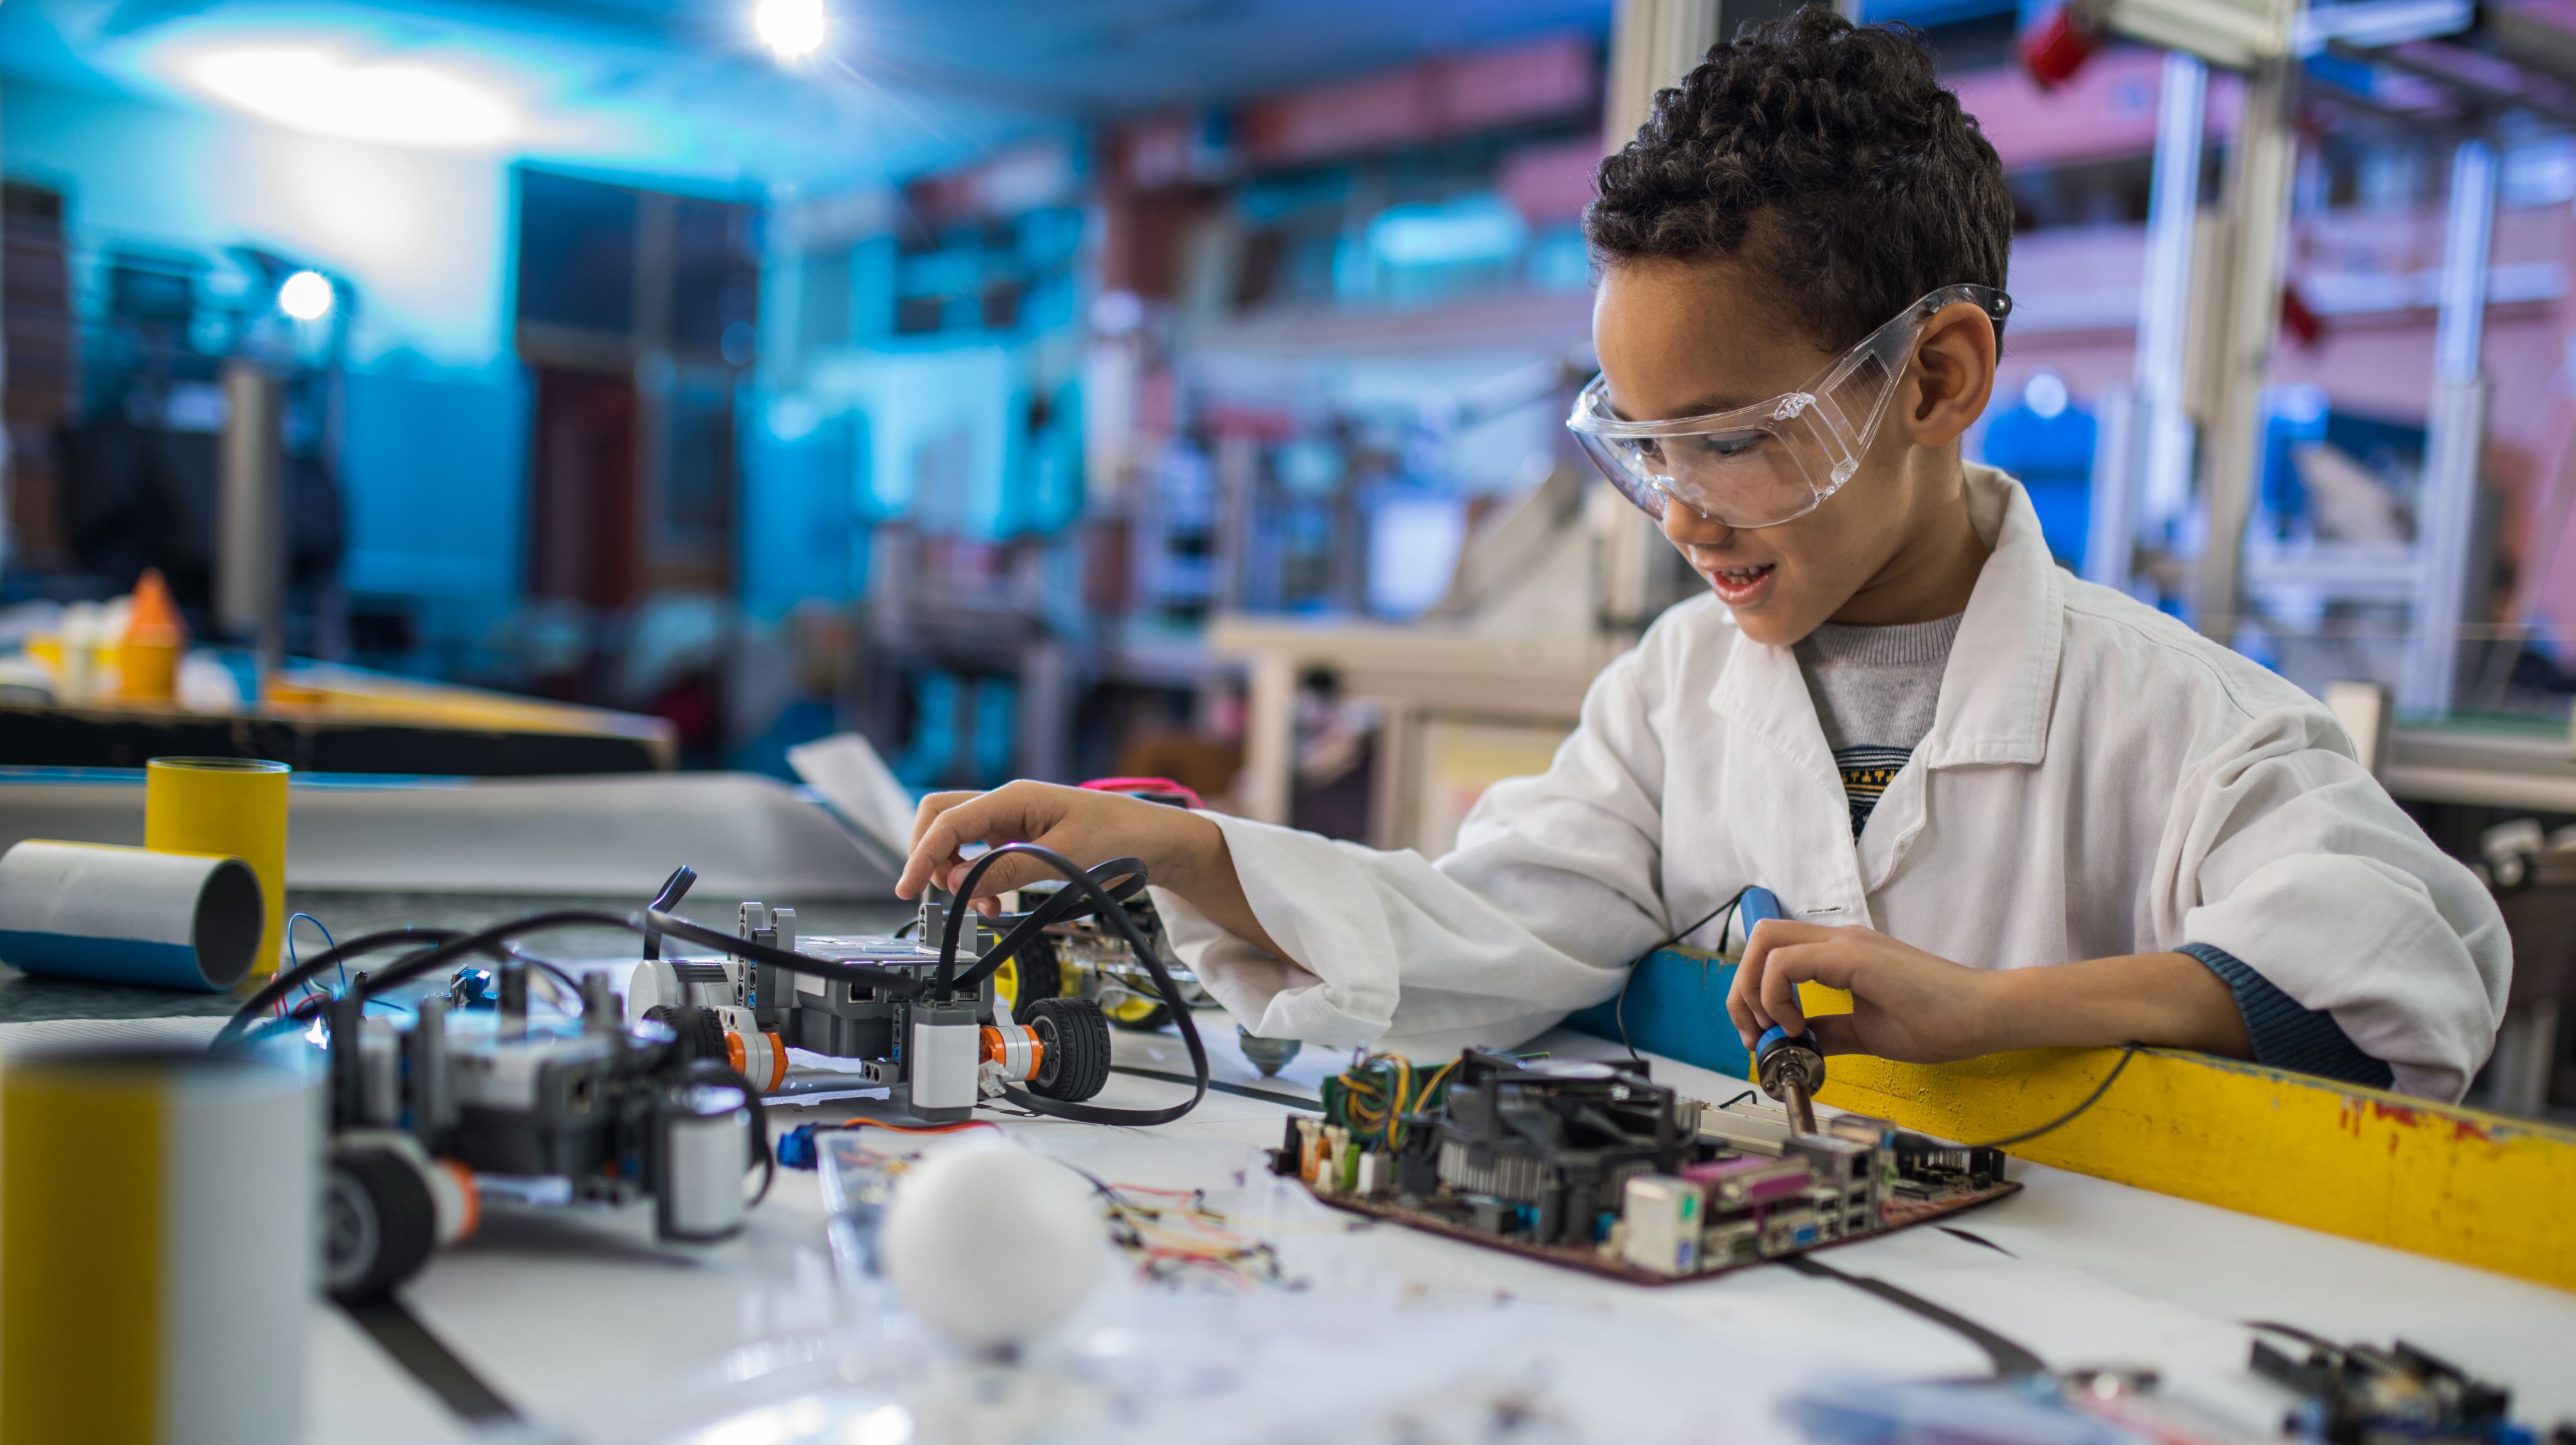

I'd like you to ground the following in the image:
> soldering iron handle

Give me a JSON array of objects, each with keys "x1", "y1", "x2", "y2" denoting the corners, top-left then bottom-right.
[{"x1": 1738, "y1": 886, "x2": 1783, "y2": 941}]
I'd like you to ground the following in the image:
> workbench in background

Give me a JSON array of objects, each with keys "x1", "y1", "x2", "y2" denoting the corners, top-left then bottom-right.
[{"x1": 0, "y1": 662, "x2": 675, "y2": 774}]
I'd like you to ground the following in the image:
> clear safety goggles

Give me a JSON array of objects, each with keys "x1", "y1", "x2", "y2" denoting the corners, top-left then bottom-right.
[{"x1": 1565, "y1": 284, "x2": 2012, "y2": 529}]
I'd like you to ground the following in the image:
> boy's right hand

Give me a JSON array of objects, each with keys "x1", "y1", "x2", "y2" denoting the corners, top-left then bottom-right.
[{"x1": 899, "y1": 780, "x2": 1225, "y2": 917}]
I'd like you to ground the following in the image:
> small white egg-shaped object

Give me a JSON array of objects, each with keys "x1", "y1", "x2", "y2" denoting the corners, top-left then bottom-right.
[{"x1": 879, "y1": 1145, "x2": 1105, "y2": 1349}]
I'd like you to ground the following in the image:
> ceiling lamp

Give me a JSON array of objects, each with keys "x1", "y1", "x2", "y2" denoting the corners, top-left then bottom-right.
[
  {"x1": 184, "y1": 46, "x2": 517, "y2": 150},
  {"x1": 755, "y1": 0, "x2": 828, "y2": 60},
  {"x1": 277, "y1": 270, "x2": 335, "y2": 322}
]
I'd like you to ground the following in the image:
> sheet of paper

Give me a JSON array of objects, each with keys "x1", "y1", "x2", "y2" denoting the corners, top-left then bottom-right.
[{"x1": 787, "y1": 733, "x2": 916, "y2": 872}]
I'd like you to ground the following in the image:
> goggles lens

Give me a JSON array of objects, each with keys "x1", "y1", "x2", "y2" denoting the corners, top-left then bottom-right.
[
  {"x1": 1566, "y1": 284, "x2": 2011, "y2": 529},
  {"x1": 1570, "y1": 421, "x2": 1821, "y2": 526}
]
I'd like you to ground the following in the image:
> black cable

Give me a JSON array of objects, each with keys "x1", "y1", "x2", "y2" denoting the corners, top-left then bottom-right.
[
  {"x1": 935, "y1": 851, "x2": 1145, "y2": 994},
  {"x1": 339, "y1": 1298, "x2": 523, "y2": 1426},
  {"x1": 643, "y1": 865, "x2": 697, "y2": 963},
  {"x1": 220, "y1": 860, "x2": 1210, "y2": 1127},
  {"x1": 950, "y1": 858, "x2": 1148, "y2": 995},
  {"x1": 1616, "y1": 886, "x2": 1751, "y2": 1064},
  {"x1": 1958, "y1": 1043, "x2": 2140, "y2": 1150},
  {"x1": 2246, "y1": 1320, "x2": 2336, "y2": 1349},
  {"x1": 941, "y1": 842, "x2": 1209, "y2": 1127},
  {"x1": 223, "y1": 927, "x2": 471, "y2": 1038},
  {"x1": 1107, "y1": 1063, "x2": 1316, "y2": 1109},
  {"x1": 218, "y1": 909, "x2": 953, "y2": 1050},
  {"x1": 1784, "y1": 1254, "x2": 2048, "y2": 1379}
]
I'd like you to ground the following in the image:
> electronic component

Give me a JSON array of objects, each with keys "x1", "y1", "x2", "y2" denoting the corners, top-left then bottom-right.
[
  {"x1": 216, "y1": 843, "x2": 1217, "y2": 1301},
  {"x1": 1009, "y1": 878, "x2": 1208, "y2": 1031},
  {"x1": 2250, "y1": 1329, "x2": 2529, "y2": 1445},
  {"x1": 310, "y1": 975, "x2": 760, "y2": 1301},
  {"x1": 1274, "y1": 1048, "x2": 2018, "y2": 1284},
  {"x1": 1618, "y1": 1174, "x2": 1704, "y2": 1275}
]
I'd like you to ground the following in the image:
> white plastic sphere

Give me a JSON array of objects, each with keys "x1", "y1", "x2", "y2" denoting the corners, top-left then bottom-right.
[{"x1": 878, "y1": 1146, "x2": 1105, "y2": 1350}]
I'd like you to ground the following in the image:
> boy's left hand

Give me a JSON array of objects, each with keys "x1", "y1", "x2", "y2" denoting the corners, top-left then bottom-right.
[
  {"x1": 1725, "y1": 921, "x2": 2255, "y2": 1064},
  {"x1": 1726, "y1": 919, "x2": 1999, "y2": 1063}
]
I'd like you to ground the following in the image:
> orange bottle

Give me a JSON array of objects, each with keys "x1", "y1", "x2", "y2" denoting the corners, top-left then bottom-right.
[{"x1": 119, "y1": 568, "x2": 186, "y2": 704}]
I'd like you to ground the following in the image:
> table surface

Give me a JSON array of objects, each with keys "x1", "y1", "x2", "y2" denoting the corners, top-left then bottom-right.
[{"x1": 8, "y1": 890, "x2": 2575, "y2": 1444}]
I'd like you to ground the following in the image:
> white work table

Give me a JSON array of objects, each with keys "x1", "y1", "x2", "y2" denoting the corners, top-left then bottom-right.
[{"x1": 272, "y1": 1021, "x2": 2576, "y2": 1445}]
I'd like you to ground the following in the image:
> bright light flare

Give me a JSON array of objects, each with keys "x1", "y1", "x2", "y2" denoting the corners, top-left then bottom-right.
[
  {"x1": 755, "y1": 0, "x2": 828, "y2": 59},
  {"x1": 278, "y1": 270, "x2": 335, "y2": 321},
  {"x1": 184, "y1": 45, "x2": 517, "y2": 150},
  {"x1": 2023, "y1": 368, "x2": 2069, "y2": 420}
]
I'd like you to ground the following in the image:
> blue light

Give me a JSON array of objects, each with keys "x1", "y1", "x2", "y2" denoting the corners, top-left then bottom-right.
[{"x1": 1367, "y1": 194, "x2": 1528, "y2": 268}]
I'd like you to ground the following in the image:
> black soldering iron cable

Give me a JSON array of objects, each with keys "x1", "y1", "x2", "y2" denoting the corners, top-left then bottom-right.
[{"x1": 1782, "y1": 1254, "x2": 2048, "y2": 1380}]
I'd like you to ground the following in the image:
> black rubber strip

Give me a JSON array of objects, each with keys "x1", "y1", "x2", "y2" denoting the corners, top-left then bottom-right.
[
  {"x1": 1782, "y1": 1254, "x2": 2048, "y2": 1379},
  {"x1": 340, "y1": 1297, "x2": 522, "y2": 1425},
  {"x1": 1108, "y1": 1063, "x2": 1318, "y2": 1109},
  {"x1": 1938, "y1": 1225, "x2": 2017, "y2": 1258}
]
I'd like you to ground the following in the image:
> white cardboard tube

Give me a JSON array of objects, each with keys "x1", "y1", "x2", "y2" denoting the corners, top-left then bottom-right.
[{"x1": 0, "y1": 840, "x2": 264, "y2": 990}]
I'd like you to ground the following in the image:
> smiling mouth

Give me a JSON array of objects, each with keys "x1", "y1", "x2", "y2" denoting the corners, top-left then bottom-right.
[{"x1": 1704, "y1": 562, "x2": 1775, "y2": 590}]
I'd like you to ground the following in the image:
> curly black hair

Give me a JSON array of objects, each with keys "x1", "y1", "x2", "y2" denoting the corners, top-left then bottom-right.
[{"x1": 1585, "y1": 6, "x2": 2012, "y2": 352}]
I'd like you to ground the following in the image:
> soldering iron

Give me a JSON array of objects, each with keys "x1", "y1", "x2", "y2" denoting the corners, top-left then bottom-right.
[{"x1": 1736, "y1": 887, "x2": 1827, "y2": 1135}]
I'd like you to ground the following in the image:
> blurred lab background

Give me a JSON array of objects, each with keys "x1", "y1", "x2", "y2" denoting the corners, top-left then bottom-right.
[{"x1": 7, "y1": 0, "x2": 2576, "y2": 1105}]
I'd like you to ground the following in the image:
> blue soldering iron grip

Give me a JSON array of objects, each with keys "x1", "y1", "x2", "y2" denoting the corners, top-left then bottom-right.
[
  {"x1": 1745, "y1": 891, "x2": 1821, "y2": 1075},
  {"x1": 1737, "y1": 886, "x2": 1783, "y2": 946}
]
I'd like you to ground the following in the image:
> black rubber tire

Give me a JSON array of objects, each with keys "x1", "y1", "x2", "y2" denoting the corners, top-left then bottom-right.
[
  {"x1": 646, "y1": 1004, "x2": 726, "y2": 1063},
  {"x1": 1005, "y1": 934, "x2": 1063, "y2": 1011},
  {"x1": 1023, "y1": 996, "x2": 1112, "y2": 1102},
  {"x1": 324, "y1": 1145, "x2": 438, "y2": 1302}
]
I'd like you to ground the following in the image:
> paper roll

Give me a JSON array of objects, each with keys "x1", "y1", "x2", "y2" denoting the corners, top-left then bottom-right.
[
  {"x1": 1, "y1": 1046, "x2": 318, "y2": 1445},
  {"x1": 0, "y1": 841, "x2": 265, "y2": 990},
  {"x1": 145, "y1": 757, "x2": 289, "y2": 977}
]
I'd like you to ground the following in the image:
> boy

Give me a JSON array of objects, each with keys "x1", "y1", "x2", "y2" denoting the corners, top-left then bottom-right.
[{"x1": 899, "y1": 10, "x2": 2507, "y2": 1100}]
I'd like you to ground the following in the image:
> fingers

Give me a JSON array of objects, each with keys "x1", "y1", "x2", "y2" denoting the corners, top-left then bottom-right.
[
  {"x1": 1755, "y1": 942, "x2": 1810, "y2": 1039},
  {"x1": 1806, "y1": 1013, "x2": 1866, "y2": 1056},
  {"x1": 909, "y1": 790, "x2": 983, "y2": 852},
  {"x1": 936, "y1": 850, "x2": 1057, "y2": 910},
  {"x1": 899, "y1": 791, "x2": 985, "y2": 898},
  {"x1": 1758, "y1": 936, "x2": 1865, "y2": 1045},
  {"x1": 1733, "y1": 919, "x2": 1839, "y2": 1043},
  {"x1": 898, "y1": 784, "x2": 1043, "y2": 899},
  {"x1": 1726, "y1": 965, "x2": 1761, "y2": 1049}
]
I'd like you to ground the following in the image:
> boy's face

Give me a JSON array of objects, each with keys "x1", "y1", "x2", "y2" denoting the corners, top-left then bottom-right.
[{"x1": 1591, "y1": 254, "x2": 1965, "y2": 647}]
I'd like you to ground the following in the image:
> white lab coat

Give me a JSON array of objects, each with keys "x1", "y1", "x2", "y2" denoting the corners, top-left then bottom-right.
[{"x1": 1157, "y1": 465, "x2": 2510, "y2": 1100}]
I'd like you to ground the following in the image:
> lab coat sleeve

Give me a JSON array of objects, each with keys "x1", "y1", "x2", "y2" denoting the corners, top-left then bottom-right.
[
  {"x1": 1154, "y1": 643, "x2": 1682, "y2": 1056},
  {"x1": 2161, "y1": 705, "x2": 2509, "y2": 1100}
]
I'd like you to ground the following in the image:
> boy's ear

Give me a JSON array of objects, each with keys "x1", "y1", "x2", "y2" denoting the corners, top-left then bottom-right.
[{"x1": 1897, "y1": 301, "x2": 1999, "y2": 447}]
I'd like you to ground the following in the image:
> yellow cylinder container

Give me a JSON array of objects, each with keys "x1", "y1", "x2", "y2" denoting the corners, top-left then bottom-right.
[
  {"x1": 119, "y1": 569, "x2": 186, "y2": 704},
  {"x1": 119, "y1": 636, "x2": 179, "y2": 703},
  {"x1": 143, "y1": 758, "x2": 289, "y2": 978},
  {"x1": 1, "y1": 1046, "x2": 317, "y2": 1445}
]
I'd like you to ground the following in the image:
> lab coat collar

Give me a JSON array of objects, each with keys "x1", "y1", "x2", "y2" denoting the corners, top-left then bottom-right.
[
  {"x1": 1917, "y1": 464, "x2": 2062, "y2": 770},
  {"x1": 1707, "y1": 464, "x2": 2062, "y2": 772}
]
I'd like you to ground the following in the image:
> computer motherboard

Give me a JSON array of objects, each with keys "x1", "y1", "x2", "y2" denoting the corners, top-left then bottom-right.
[{"x1": 1270, "y1": 1048, "x2": 2018, "y2": 1283}]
